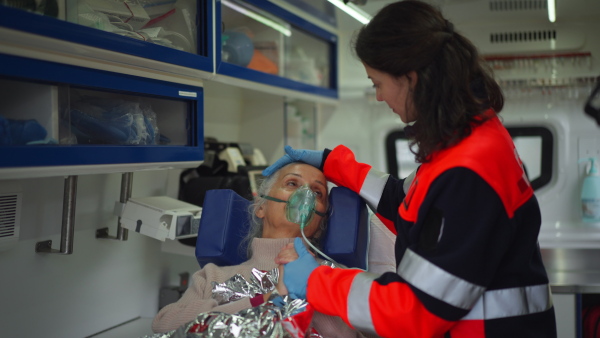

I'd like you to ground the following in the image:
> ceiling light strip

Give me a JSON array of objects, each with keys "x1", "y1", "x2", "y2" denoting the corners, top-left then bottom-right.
[{"x1": 327, "y1": 0, "x2": 372, "y2": 24}]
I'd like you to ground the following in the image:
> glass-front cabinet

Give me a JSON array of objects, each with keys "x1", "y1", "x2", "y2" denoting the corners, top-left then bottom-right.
[
  {"x1": 0, "y1": 0, "x2": 339, "y2": 98},
  {"x1": 219, "y1": 0, "x2": 338, "y2": 98},
  {"x1": 0, "y1": 0, "x2": 212, "y2": 70},
  {"x1": 0, "y1": 53, "x2": 203, "y2": 176},
  {"x1": 0, "y1": 0, "x2": 340, "y2": 178},
  {"x1": 285, "y1": 99, "x2": 317, "y2": 150},
  {"x1": 67, "y1": 0, "x2": 200, "y2": 54}
]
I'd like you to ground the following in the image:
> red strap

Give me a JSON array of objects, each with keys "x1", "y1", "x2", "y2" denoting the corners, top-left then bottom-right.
[
  {"x1": 375, "y1": 213, "x2": 397, "y2": 235},
  {"x1": 123, "y1": 2, "x2": 134, "y2": 23}
]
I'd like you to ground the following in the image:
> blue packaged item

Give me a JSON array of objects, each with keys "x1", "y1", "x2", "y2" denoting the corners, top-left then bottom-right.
[
  {"x1": 66, "y1": 98, "x2": 159, "y2": 145},
  {"x1": 222, "y1": 31, "x2": 254, "y2": 67},
  {"x1": 0, "y1": 115, "x2": 48, "y2": 145}
]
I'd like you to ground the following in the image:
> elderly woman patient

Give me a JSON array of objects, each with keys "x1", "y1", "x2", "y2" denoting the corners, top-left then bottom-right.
[{"x1": 151, "y1": 162, "x2": 368, "y2": 338}]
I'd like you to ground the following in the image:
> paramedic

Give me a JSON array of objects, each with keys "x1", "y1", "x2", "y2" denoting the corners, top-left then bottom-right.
[{"x1": 266, "y1": 1, "x2": 557, "y2": 337}]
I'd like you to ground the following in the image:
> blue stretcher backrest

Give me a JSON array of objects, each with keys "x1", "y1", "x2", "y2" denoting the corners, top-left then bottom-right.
[{"x1": 195, "y1": 186, "x2": 369, "y2": 269}]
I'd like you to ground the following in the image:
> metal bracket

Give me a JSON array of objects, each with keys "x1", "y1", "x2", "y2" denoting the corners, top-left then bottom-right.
[
  {"x1": 96, "y1": 172, "x2": 133, "y2": 241},
  {"x1": 35, "y1": 240, "x2": 60, "y2": 254},
  {"x1": 35, "y1": 176, "x2": 77, "y2": 255},
  {"x1": 95, "y1": 228, "x2": 110, "y2": 238}
]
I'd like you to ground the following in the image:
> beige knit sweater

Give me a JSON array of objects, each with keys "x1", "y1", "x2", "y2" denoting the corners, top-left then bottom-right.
[{"x1": 152, "y1": 237, "x2": 368, "y2": 338}]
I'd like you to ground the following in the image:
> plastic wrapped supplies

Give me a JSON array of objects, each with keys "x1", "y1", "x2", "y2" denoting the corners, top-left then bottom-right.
[
  {"x1": 75, "y1": 0, "x2": 196, "y2": 52},
  {"x1": 143, "y1": 268, "x2": 322, "y2": 338},
  {"x1": 64, "y1": 97, "x2": 160, "y2": 145}
]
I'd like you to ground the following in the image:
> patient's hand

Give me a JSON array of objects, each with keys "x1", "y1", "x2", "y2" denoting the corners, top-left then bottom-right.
[
  {"x1": 276, "y1": 264, "x2": 288, "y2": 296},
  {"x1": 263, "y1": 265, "x2": 288, "y2": 302},
  {"x1": 275, "y1": 242, "x2": 298, "y2": 264}
]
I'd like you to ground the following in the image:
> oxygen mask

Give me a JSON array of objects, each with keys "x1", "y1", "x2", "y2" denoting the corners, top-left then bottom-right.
[
  {"x1": 263, "y1": 185, "x2": 340, "y2": 266},
  {"x1": 262, "y1": 185, "x2": 326, "y2": 228}
]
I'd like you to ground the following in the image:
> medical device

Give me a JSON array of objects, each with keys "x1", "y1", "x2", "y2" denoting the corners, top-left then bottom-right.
[
  {"x1": 262, "y1": 185, "x2": 338, "y2": 264},
  {"x1": 118, "y1": 196, "x2": 202, "y2": 241},
  {"x1": 218, "y1": 146, "x2": 247, "y2": 173}
]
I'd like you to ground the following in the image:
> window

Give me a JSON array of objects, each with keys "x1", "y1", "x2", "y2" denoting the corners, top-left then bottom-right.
[
  {"x1": 385, "y1": 126, "x2": 553, "y2": 190},
  {"x1": 507, "y1": 126, "x2": 553, "y2": 190},
  {"x1": 385, "y1": 129, "x2": 417, "y2": 180}
]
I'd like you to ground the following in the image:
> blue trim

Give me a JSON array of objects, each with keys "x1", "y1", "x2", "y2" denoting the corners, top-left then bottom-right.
[
  {"x1": 0, "y1": 3, "x2": 213, "y2": 72},
  {"x1": 0, "y1": 54, "x2": 204, "y2": 168},
  {"x1": 215, "y1": 0, "x2": 222, "y2": 67},
  {"x1": 219, "y1": 62, "x2": 337, "y2": 99},
  {"x1": 329, "y1": 36, "x2": 339, "y2": 92},
  {"x1": 201, "y1": 0, "x2": 214, "y2": 64},
  {"x1": 0, "y1": 147, "x2": 203, "y2": 167}
]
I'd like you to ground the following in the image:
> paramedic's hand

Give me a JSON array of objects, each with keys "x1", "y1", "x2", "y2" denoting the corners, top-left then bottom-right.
[
  {"x1": 283, "y1": 238, "x2": 320, "y2": 300},
  {"x1": 262, "y1": 146, "x2": 324, "y2": 176}
]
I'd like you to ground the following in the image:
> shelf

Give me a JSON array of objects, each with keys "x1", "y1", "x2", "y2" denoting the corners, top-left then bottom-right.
[{"x1": 539, "y1": 222, "x2": 600, "y2": 248}]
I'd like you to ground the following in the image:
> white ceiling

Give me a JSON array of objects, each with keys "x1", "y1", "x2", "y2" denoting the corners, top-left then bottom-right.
[
  {"x1": 348, "y1": 0, "x2": 600, "y2": 25},
  {"x1": 333, "y1": 0, "x2": 600, "y2": 96}
]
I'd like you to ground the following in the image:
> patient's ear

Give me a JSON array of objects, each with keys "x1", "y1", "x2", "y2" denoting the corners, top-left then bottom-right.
[
  {"x1": 312, "y1": 227, "x2": 323, "y2": 240},
  {"x1": 256, "y1": 204, "x2": 266, "y2": 219}
]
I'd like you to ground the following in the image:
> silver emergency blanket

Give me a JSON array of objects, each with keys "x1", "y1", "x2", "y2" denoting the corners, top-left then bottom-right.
[
  {"x1": 211, "y1": 268, "x2": 279, "y2": 305},
  {"x1": 142, "y1": 268, "x2": 323, "y2": 338}
]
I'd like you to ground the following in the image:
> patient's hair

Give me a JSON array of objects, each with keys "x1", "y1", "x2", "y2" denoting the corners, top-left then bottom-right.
[{"x1": 242, "y1": 163, "x2": 329, "y2": 258}]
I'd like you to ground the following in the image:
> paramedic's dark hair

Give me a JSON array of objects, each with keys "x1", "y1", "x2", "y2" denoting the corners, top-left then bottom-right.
[{"x1": 353, "y1": 0, "x2": 504, "y2": 163}]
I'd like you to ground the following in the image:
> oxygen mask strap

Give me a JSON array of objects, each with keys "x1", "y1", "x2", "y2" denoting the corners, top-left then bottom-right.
[{"x1": 261, "y1": 195, "x2": 286, "y2": 203}]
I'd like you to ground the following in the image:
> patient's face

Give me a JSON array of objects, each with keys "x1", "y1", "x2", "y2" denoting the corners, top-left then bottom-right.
[{"x1": 258, "y1": 163, "x2": 328, "y2": 239}]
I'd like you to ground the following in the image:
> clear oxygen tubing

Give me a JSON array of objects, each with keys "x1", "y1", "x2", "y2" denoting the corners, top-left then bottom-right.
[{"x1": 299, "y1": 214, "x2": 339, "y2": 266}]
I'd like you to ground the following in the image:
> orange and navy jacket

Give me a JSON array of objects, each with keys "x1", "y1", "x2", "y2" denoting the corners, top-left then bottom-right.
[{"x1": 310, "y1": 112, "x2": 556, "y2": 338}]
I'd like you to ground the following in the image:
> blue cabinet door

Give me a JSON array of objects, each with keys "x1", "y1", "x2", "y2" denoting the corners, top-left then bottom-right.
[{"x1": 0, "y1": 53, "x2": 203, "y2": 168}]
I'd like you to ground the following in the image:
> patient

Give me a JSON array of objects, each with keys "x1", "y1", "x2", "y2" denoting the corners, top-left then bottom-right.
[{"x1": 152, "y1": 162, "x2": 368, "y2": 337}]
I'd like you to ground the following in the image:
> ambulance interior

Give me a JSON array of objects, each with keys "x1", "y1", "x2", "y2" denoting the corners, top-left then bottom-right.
[{"x1": 0, "y1": 0, "x2": 599, "y2": 337}]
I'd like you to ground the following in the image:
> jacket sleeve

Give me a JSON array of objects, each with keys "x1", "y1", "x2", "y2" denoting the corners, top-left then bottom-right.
[
  {"x1": 323, "y1": 145, "x2": 408, "y2": 234},
  {"x1": 151, "y1": 266, "x2": 254, "y2": 333},
  {"x1": 307, "y1": 266, "x2": 454, "y2": 338}
]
